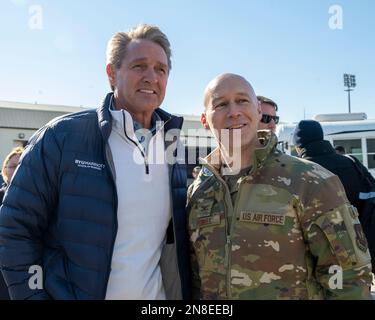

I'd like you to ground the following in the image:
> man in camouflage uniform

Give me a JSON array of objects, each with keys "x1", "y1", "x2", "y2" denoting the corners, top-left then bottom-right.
[{"x1": 187, "y1": 73, "x2": 373, "y2": 299}]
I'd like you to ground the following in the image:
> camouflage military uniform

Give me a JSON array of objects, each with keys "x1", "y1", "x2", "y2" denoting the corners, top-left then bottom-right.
[{"x1": 187, "y1": 131, "x2": 373, "y2": 300}]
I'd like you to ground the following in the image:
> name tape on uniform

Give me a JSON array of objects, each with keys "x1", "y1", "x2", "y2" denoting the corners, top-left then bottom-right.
[
  {"x1": 197, "y1": 212, "x2": 223, "y2": 228},
  {"x1": 240, "y1": 211, "x2": 285, "y2": 226}
]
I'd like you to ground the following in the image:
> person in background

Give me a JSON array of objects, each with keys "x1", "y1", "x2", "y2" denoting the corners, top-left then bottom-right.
[
  {"x1": 0, "y1": 147, "x2": 23, "y2": 204},
  {"x1": 335, "y1": 145, "x2": 346, "y2": 155},
  {"x1": 293, "y1": 120, "x2": 366, "y2": 216},
  {"x1": 257, "y1": 95, "x2": 279, "y2": 133},
  {"x1": 0, "y1": 146, "x2": 24, "y2": 300},
  {"x1": 294, "y1": 120, "x2": 375, "y2": 275}
]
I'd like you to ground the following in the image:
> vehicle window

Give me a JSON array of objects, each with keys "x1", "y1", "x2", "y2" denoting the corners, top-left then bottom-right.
[
  {"x1": 333, "y1": 139, "x2": 363, "y2": 163},
  {"x1": 367, "y1": 139, "x2": 375, "y2": 169}
]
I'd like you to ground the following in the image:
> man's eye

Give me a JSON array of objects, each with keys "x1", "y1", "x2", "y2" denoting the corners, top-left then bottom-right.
[
  {"x1": 238, "y1": 99, "x2": 249, "y2": 104},
  {"x1": 132, "y1": 64, "x2": 144, "y2": 70},
  {"x1": 214, "y1": 102, "x2": 227, "y2": 109},
  {"x1": 157, "y1": 68, "x2": 166, "y2": 74}
]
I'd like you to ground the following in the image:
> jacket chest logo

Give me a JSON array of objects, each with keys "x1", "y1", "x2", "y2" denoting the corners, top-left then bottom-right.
[
  {"x1": 75, "y1": 159, "x2": 105, "y2": 171},
  {"x1": 240, "y1": 211, "x2": 285, "y2": 226}
]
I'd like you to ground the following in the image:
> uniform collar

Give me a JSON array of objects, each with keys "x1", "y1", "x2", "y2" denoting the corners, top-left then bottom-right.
[{"x1": 201, "y1": 130, "x2": 279, "y2": 176}]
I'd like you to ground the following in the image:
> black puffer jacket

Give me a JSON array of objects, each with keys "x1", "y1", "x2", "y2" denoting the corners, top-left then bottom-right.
[
  {"x1": 299, "y1": 140, "x2": 363, "y2": 212},
  {"x1": 0, "y1": 93, "x2": 191, "y2": 300}
]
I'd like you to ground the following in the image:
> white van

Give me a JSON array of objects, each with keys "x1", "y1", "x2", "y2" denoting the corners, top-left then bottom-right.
[{"x1": 276, "y1": 113, "x2": 375, "y2": 177}]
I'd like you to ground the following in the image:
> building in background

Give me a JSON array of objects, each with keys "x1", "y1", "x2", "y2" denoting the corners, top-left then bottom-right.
[{"x1": 0, "y1": 101, "x2": 83, "y2": 163}]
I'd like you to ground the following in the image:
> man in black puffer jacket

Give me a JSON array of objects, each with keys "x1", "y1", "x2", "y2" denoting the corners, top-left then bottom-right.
[{"x1": 0, "y1": 24, "x2": 191, "y2": 300}]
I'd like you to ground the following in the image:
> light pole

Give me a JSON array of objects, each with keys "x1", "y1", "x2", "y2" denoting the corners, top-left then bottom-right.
[{"x1": 343, "y1": 74, "x2": 356, "y2": 113}]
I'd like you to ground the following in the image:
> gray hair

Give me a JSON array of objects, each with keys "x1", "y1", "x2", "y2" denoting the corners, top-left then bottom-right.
[{"x1": 106, "y1": 24, "x2": 172, "y2": 90}]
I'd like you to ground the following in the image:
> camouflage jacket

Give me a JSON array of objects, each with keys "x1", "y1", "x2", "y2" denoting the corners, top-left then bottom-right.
[{"x1": 187, "y1": 131, "x2": 373, "y2": 300}]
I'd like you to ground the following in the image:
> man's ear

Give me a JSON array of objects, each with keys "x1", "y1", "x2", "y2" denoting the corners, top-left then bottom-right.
[
  {"x1": 106, "y1": 64, "x2": 116, "y2": 88},
  {"x1": 201, "y1": 112, "x2": 210, "y2": 129}
]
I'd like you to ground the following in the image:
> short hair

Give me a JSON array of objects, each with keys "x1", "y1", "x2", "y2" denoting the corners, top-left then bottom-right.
[
  {"x1": 257, "y1": 95, "x2": 278, "y2": 111},
  {"x1": 335, "y1": 145, "x2": 346, "y2": 154},
  {"x1": 106, "y1": 24, "x2": 172, "y2": 91},
  {"x1": 1, "y1": 147, "x2": 24, "y2": 185}
]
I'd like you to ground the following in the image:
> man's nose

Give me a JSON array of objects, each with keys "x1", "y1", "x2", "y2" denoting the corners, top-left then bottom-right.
[
  {"x1": 227, "y1": 102, "x2": 241, "y2": 118},
  {"x1": 267, "y1": 122, "x2": 275, "y2": 130},
  {"x1": 143, "y1": 68, "x2": 158, "y2": 83}
]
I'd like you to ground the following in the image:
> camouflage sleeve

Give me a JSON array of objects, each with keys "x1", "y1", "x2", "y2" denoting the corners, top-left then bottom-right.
[
  {"x1": 302, "y1": 175, "x2": 373, "y2": 300},
  {"x1": 189, "y1": 237, "x2": 202, "y2": 300}
]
